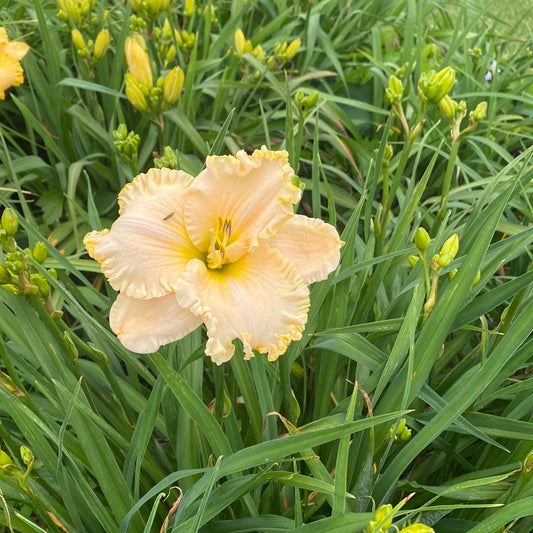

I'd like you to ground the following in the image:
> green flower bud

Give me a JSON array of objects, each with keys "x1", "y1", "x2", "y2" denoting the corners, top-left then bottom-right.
[
  {"x1": 472, "y1": 269, "x2": 481, "y2": 286},
  {"x1": 1, "y1": 284, "x2": 22, "y2": 295},
  {"x1": 414, "y1": 227, "x2": 430, "y2": 252},
  {"x1": 438, "y1": 94, "x2": 455, "y2": 121},
  {"x1": 19, "y1": 446, "x2": 33, "y2": 467},
  {"x1": 366, "y1": 504, "x2": 393, "y2": 532},
  {"x1": 408, "y1": 255, "x2": 419, "y2": 267},
  {"x1": 385, "y1": 74, "x2": 403, "y2": 103},
  {"x1": 32, "y1": 242, "x2": 48, "y2": 264},
  {"x1": 47, "y1": 268, "x2": 58, "y2": 279},
  {"x1": 30, "y1": 274, "x2": 50, "y2": 297},
  {"x1": 447, "y1": 268, "x2": 458, "y2": 280},
  {"x1": 470, "y1": 101, "x2": 487, "y2": 123},
  {"x1": 1, "y1": 208, "x2": 19, "y2": 236},
  {"x1": 0, "y1": 264, "x2": 10, "y2": 283},
  {"x1": 418, "y1": 66, "x2": 455, "y2": 105}
]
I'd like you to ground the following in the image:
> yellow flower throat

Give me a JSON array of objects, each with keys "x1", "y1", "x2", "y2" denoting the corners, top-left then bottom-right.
[{"x1": 207, "y1": 217, "x2": 232, "y2": 269}]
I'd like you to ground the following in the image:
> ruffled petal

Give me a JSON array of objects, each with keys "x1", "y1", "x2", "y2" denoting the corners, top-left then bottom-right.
[
  {"x1": 0, "y1": 50, "x2": 23, "y2": 99},
  {"x1": 109, "y1": 293, "x2": 202, "y2": 353},
  {"x1": 176, "y1": 245, "x2": 310, "y2": 365},
  {"x1": 2, "y1": 41, "x2": 29, "y2": 61},
  {"x1": 184, "y1": 146, "x2": 301, "y2": 263},
  {"x1": 84, "y1": 168, "x2": 202, "y2": 299},
  {"x1": 268, "y1": 215, "x2": 343, "y2": 284}
]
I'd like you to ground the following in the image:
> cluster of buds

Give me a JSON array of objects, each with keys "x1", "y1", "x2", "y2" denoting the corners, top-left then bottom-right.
[
  {"x1": 113, "y1": 124, "x2": 141, "y2": 172},
  {"x1": 233, "y1": 29, "x2": 265, "y2": 61},
  {"x1": 439, "y1": 96, "x2": 487, "y2": 143},
  {"x1": 386, "y1": 418, "x2": 412, "y2": 443},
  {"x1": 0, "y1": 209, "x2": 61, "y2": 317},
  {"x1": 153, "y1": 146, "x2": 178, "y2": 169},
  {"x1": 128, "y1": 0, "x2": 171, "y2": 21},
  {"x1": 417, "y1": 66, "x2": 455, "y2": 106},
  {"x1": 294, "y1": 89, "x2": 319, "y2": 117},
  {"x1": 57, "y1": 0, "x2": 95, "y2": 25},
  {"x1": 124, "y1": 33, "x2": 185, "y2": 113},
  {"x1": 267, "y1": 38, "x2": 301, "y2": 69},
  {"x1": 71, "y1": 27, "x2": 110, "y2": 65}
]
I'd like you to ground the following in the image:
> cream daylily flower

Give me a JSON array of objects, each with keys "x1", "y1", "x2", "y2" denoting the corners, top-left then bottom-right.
[
  {"x1": 0, "y1": 27, "x2": 30, "y2": 100},
  {"x1": 84, "y1": 147, "x2": 343, "y2": 364}
]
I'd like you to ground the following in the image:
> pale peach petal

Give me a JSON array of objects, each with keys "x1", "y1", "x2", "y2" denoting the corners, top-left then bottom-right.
[
  {"x1": 83, "y1": 168, "x2": 201, "y2": 299},
  {"x1": 184, "y1": 146, "x2": 301, "y2": 264},
  {"x1": 176, "y1": 245, "x2": 310, "y2": 365},
  {"x1": 0, "y1": 51, "x2": 23, "y2": 99},
  {"x1": 268, "y1": 215, "x2": 343, "y2": 284},
  {"x1": 2, "y1": 41, "x2": 29, "y2": 61},
  {"x1": 109, "y1": 293, "x2": 202, "y2": 353}
]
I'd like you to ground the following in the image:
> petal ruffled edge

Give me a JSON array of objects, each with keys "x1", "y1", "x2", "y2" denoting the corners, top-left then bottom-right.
[
  {"x1": 176, "y1": 245, "x2": 310, "y2": 365},
  {"x1": 109, "y1": 292, "x2": 202, "y2": 353},
  {"x1": 267, "y1": 214, "x2": 343, "y2": 284}
]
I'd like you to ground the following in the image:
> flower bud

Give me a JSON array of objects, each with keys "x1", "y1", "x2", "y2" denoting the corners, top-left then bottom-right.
[
  {"x1": 1, "y1": 284, "x2": 22, "y2": 295},
  {"x1": 0, "y1": 264, "x2": 10, "y2": 284},
  {"x1": 439, "y1": 234, "x2": 459, "y2": 261},
  {"x1": 408, "y1": 255, "x2": 419, "y2": 267},
  {"x1": 162, "y1": 66, "x2": 184, "y2": 108},
  {"x1": 414, "y1": 227, "x2": 430, "y2": 252},
  {"x1": 447, "y1": 268, "x2": 458, "y2": 280},
  {"x1": 252, "y1": 44, "x2": 265, "y2": 61},
  {"x1": 71, "y1": 28, "x2": 86, "y2": 55},
  {"x1": 234, "y1": 28, "x2": 246, "y2": 56},
  {"x1": 438, "y1": 94, "x2": 455, "y2": 121},
  {"x1": 285, "y1": 38, "x2": 301, "y2": 61},
  {"x1": 125, "y1": 35, "x2": 153, "y2": 88},
  {"x1": 399, "y1": 525, "x2": 435, "y2": 533},
  {"x1": 470, "y1": 101, "x2": 487, "y2": 122},
  {"x1": 184, "y1": 0, "x2": 195, "y2": 17},
  {"x1": 30, "y1": 274, "x2": 50, "y2": 298},
  {"x1": 366, "y1": 504, "x2": 393, "y2": 532},
  {"x1": 92, "y1": 29, "x2": 110, "y2": 63},
  {"x1": 472, "y1": 269, "x2": 481, "y2": 286},
  {"x1": 306, "y1": 91, "x2": 319, "y2": 109},
  {"x1": 125, "y1": 73, "x2": 150, "y2": 112},
  {"x1": 20, "y1": 446, "x2": 34, "y2": 467},
  {"x1": 385, "y1": 74, "x2": 403, "y2": 103},
  {"x1": 32, "y1": 242, "x2": 48, "y2": 264},
  {"x1": 418, "y1": 66, "x2": 455, "y2": 105},
  {"x1": 1, "y1": 208, "x2": 19, "y2": 236}
]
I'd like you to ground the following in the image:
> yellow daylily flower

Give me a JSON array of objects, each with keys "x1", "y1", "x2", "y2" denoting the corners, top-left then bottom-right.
[
  {"x1": 84, "y1": 147, "x2": 343, "y2": 364},
  {"x1": 0, "y1": 27, "x2": 29, "y2": 100}
]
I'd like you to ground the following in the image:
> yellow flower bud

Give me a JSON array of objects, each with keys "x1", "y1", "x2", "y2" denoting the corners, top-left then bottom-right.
[
  {"x1": 125, "y1": 73, "x2": 150, "y2": 112},
  {"x1": 162, "y1": 66, "x2": 184, "y2": 108},
  {"x1": 366, "y1": 504, "x2": 393, "y2": 532},
  {"x1": 399, "y1": 525, "x2": 435, "y2": 533},
  {"x1": 438, "y1": 94, "x2": 455, "y2": 121},
  {"x1": 252, "y1": 44, "x2": 265, "y2": 61},
  {"x1": 234, "y1": 28, "x2": 246, "y2": 55},
  {"x1": 165, "y1": 44, "x2": 177, "y2": 63},
  {"x1": 414, "y1": 227, "x2": 430, "y2": 252},
  {"x1": 418, "y1": 66, "x2": 455, "y2": 105},
  {"x1": 92, "y1": 29, "x2": 110, "y2": 63},
  {"x1": 439, "y1": 234, "x2": 459, "y2": 261},
  {"x1": 71, "y1": 28, "x2": 86, "y2": 56},
  {"x1": 184, "y1": 0, "x2": 195, "y2": 17},
  {"x1": 58, "y1": 0, "x2": 82, "y2": 25},
  {"x1": 125, "y1": 35, "x2": 153, "y2": 88},
  {"x1": 285, "y1": 38, "x2": 301, "y2": 60}
]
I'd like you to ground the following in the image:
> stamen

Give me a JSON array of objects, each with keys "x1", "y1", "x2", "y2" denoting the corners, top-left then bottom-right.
[{"x1": 207, "y1": 218, "x2": 232, "y2": 269}]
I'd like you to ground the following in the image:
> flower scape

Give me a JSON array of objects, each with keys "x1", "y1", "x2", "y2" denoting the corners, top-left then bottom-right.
[
  {"x1": 84, "y1": 147, "x2": 343, "y2": 364},
  {"x1": 0, "y1": 27, "x2": 29, "y2": 100}
]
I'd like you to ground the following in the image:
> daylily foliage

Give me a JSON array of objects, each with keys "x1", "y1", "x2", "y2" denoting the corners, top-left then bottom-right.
[{"x1": 85, "y1": 147, "x2": 342, "y2": 364}]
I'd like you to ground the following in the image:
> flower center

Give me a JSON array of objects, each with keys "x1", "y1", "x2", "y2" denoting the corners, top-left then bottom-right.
[{"x1": 207, "y1": 217, "x2": 232, "y2": 269}]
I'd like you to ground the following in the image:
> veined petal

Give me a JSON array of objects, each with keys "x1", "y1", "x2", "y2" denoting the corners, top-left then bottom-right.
[
  {"x1": 184, "y1": 146, "x2": 301, "y2": 263},
  {"x1": 268, "y1": 215, "x2": 343, "y2": 284},
  {"x1": 0, "y1": 51, "x2": 23, "y2": 99},
  {"x1": 110, "y1": 293, "x2": 202, "y2": 353},
  {"x1": 177, "y1": 245, "x2": 310, "y2": 365},
  {"x1": 84, "y1": 168, "x2": 201, "y2": 299}
]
